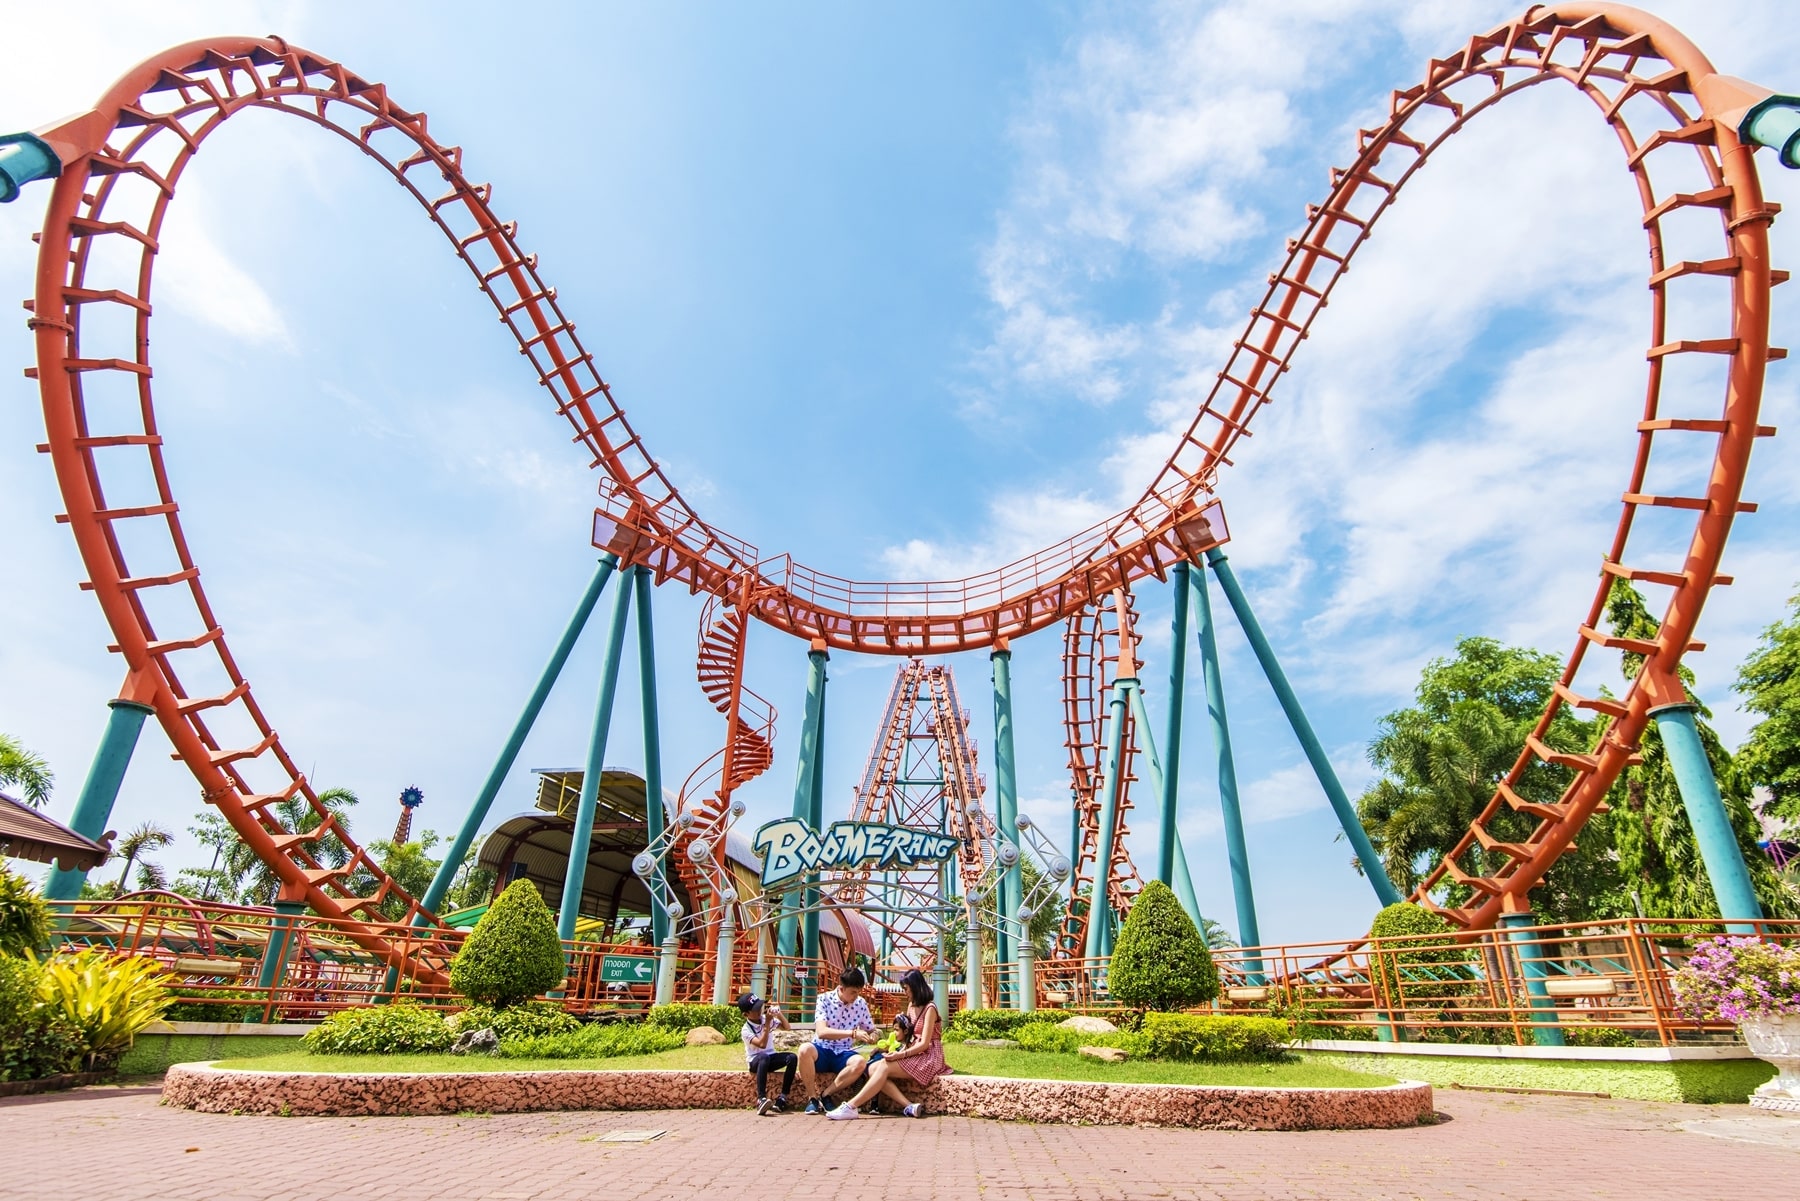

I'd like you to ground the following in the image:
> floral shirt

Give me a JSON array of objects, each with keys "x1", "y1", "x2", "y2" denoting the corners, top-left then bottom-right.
[{"x1": 813, "y1": 990, "x2": 875, "y2": 1053}]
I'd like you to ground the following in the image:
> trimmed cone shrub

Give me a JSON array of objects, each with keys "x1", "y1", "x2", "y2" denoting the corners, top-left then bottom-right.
[
  {"x1": 449, "y1": 880, "x2": 566, "y2": 1006},
  {"x1": 1368, "y1": 901, "x2": 1472, "y2": 1003},
  {"x1": 1107, "y1": 880, "x2": 1218, "y2": 1011}
]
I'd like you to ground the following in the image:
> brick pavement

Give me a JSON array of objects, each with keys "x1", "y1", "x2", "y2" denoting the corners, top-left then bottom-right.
[{"x1": 3, "y1": 1084, "x2": 1797, "y2": 1200}]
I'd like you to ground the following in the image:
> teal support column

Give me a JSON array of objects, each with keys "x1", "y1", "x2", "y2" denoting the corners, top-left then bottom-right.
[
  {"x1": 1651, "y1": 703, "x2": 1763, "y2": 933},
  {"x1": 990, "y1": 644, "x2": 1022, "y2": 1005},
  {"x1": 1126, "y1": 684, "x2": 1206, "y2": 935},
  {"x1": 1500, "y1": 912, "x2": 1566, "y2": 1047},
  {"x1": 633, "y1": 565, "x2": 670, "y2": 947},
  {"x1": 1190, "y1": 563, "x2": 1263, "y2": 952},
  {"x1": 421, "y1": 555, "x2": 616, "y2": 918},
  {"x1": 802, "y1": 650, "x2": 829, "y2": 1011},
  {"x1": 43, "y1": 697, "x2": 154, "y2": 901},
  {"x1": 255, "y1": 898, "x2": 307, "y2": 997},
  {"x1": 556, "y1": 568, "x2": 636, "y2": 945},
  {"x1": 1205, "y1": 549, "x2": 1402, "y2": 908},
  {"x1": 1160, "y1": 562, "x2": 1191, "y2": 885},
  {"x1": 1083, "y1": 679, "x2": 1131, "y2": 961},
  {"x1": 778, "y1": 644, "x2": 829, "y2": 975}
]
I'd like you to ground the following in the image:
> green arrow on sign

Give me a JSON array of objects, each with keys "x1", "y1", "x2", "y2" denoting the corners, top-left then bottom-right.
[{"x1": 600, "y1": 954, "x2": 657, "y2": 984}]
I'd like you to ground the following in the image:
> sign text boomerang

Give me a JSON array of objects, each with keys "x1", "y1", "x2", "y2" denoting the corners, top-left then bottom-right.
[{"x1": 752, "y1": 818, "x2": 960, "y2": 890}]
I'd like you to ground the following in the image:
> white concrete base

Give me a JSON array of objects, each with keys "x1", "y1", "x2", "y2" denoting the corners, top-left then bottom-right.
[{"x1": 1300, "y1": 1038, "x2": 1752, "y2": 1062}]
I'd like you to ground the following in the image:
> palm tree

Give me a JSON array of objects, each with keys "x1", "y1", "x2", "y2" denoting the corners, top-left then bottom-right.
[
  {"x1": 0, "y1": 733, "x2": 53, "y2": 809},
  {"x1": 234, "y1": 787, "x2": 359, "y2": 906},
  {"x1": 112, "y1": 822, "x2": 175, "y2": 894}
]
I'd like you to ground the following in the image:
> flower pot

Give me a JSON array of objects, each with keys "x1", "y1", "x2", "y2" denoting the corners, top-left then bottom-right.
[{"x1": 1741, "y1": 1015, "x2": 1800, "y2": 1111}]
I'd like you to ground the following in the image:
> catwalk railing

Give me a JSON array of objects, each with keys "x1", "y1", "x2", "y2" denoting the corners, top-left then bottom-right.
[{"x1": 52, "y1": 901, "x2": 1798, "y2": 1046}]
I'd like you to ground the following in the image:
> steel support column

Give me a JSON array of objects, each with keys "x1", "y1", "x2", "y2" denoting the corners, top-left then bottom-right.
[
  {"x1": 1500, "y1": 911, "x2": 1566, "y2": 1047},
  {"x1": 778, "y1": 642, "x2": 829, "y2": 984},
  {"x1": 1205, "y1": 549, "x2": 1402, "y2": 908},
  {"x1": 43, "y1": 695, "x2": 154, "y2": 901},
  {"x1": 421, "y1": 555, "x2": 617, "y2": 918},
  {"x1": 1651, "y1": 703, "x2": 1763, "y2": 932},
  {"x1": 254, "y1": 897, "x2": 308, "y2": 1000},
  {"x1": 1190, "y1": 561, "x2": 1262, "y2": 952},
  {"x1": 633, "y1": 565, "x2": 670, "y2": 947},
  {"x1": 1159, "y1": 562, "x2": 1190, "y2": 885},
  {"x1": 557, "y1": 568, "x2": 635, "y2": 944},
  {"x1": 990, "y1": 642, "x2": 1022, "y2": 1006}
]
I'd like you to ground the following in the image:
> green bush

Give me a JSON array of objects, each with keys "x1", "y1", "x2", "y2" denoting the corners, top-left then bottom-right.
[
  {"x1": 449, "y1": 880, "x2": 565, "y2": 1007},
  {"x1": 1564, "y1": 1024, "x2": 1640, "y2": 1049},
  {"x1": 1107, "y1": 881, "x2": 1218, "y2": 1011},
  {"x1": 646, "y1": 1002, "x2": 743, "y2": 1040},
  {"x1": 497, "y1": 1021, "x2": 686, "y2": 1060},
  {"x1": 0, "y1": 868, "x2": 50, "y2": 957},
  {"x1": 1142, "y1": 1013, "x2": 1292, "y2": 1062},
  {"x1": 453, "y1": 1000, "x2": 580, "y2": 1042},
  {"x1": 1012, "y1": 1021, "x2": 1148, "y2": 1058},
  {"x1": 946, "y1": 1008, "x2": 1052, "y2": 1040},
  {"x1": 0, "y1": 956, "x2": 83, "y2": 1081},
  {"x1": 33, "y1": 950, "x2": 173, "y2": 1071},
  {"x1": 1368, "y1": 902, "x2": 1473, "y2": 1003},
  {"x1": 300, "y1": 1003, "x2": 454, "y2": 1055}
]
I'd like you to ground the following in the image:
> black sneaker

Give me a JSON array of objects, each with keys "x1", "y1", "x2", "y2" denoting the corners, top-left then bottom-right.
[
  {"x1": 756, "y1": 1097, "x2": 774, "y2": 1116},
  {"x1": 774, "y1": 1095, "x2": 790, "y2": 1113}
]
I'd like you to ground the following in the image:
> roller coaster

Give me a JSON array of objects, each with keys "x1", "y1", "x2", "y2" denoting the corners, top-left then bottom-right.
[{"x1": 5, "y1": 3, "x2": 1795, "y2": 1004}]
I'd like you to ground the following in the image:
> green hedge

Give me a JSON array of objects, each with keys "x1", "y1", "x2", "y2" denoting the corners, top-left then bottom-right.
[
  {"x1": 497, "y1": 1021, "x2": 687, "y2": 1060},
  {"x1": 452, "y1": 1000, "x2": 580, "y2": 1042},
  {"x1": 1142, "y1": 1013, "x2": 1292, "y2": 1062},
  {"x1": 947, "y1": 1009, "x2": 1052, "y2": 1041},
  {"x1": 0, "y1": 956, "x2": 82, "y2": 1081},
  {"x1": 1013, "y1": 1022, "x2": 1148, "y2": 1058},
  {"x1": 300, "y1": 1003, "x2": 454, "y2": 1055},
  {"x1": 646, "y1": 1003, "x2": 743, "y2": 1039}
]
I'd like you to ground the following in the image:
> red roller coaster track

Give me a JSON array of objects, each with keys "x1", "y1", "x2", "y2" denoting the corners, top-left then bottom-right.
[{"x1": 24, "y1": 5, "x2": 1780, "y2": 971}]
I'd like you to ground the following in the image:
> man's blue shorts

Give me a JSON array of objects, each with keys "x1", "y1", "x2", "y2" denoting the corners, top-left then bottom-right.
[{"x1": 811, "y1": 1043, "x2": 860, "y2": 1075}]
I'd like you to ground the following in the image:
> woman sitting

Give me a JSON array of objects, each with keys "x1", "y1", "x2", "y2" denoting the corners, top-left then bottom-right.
[{"x1": 827, "y1": 968, "x2": 948, "y2": 1120}]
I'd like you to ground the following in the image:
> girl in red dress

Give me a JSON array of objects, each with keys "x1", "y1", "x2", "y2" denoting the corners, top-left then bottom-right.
[{"x1": 827, "y1": 968, "x2": 949, "y2": 1119}]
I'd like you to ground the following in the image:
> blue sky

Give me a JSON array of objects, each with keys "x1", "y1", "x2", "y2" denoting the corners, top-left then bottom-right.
[{"x1": 4, "y1": 1, "x2": 1800, "y2": 946}]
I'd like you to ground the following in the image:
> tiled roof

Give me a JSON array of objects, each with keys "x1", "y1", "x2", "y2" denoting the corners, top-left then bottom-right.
[{"x1": 0, "y1": 791, "x2": 111, "y2": 872}]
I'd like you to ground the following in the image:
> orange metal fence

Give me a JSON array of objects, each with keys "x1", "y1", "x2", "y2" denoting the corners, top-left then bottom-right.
[{"x1": 52, "y1": 902, "x2": 1799, "y2": 1045}]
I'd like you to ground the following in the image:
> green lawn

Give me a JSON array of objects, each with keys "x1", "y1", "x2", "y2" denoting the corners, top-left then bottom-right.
[{"x1": 211, "y1": 1042, "x2": 1394, "y2": 1088}]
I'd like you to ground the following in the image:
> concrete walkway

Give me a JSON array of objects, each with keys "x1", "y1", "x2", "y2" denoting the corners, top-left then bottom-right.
[{"x1": 4, "y1": 1083, "x2": 1797, "y2": 1200}]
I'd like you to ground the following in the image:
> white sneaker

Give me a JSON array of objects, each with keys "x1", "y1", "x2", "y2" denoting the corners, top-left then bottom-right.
[
  {"x1": 827, "y1": 1103, "x2": 860, "y2": 1121},
  {"x1": 902, "y1": 1104, "x2": 923, "y2": 1118}
]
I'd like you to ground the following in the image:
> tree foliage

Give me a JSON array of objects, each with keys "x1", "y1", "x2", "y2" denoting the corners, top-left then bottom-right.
[
  {"x1": 449, "y1": 879, "x2": 566, "y2": 1006},
  {"x1": 1106, "y1": 880, "x2": 1218, "y2": 1011},
  {"x1": 0, "y1": 734, "x2": 53, "y2": 810},
  {"x1": 1606, "y1": 583, "x2": 1795, "y2": 920},
  {"x1": 0, "y1": 867, "x2": 51, "y2": 957},
  {"x1": 1735, "y1": 585, "x2": 1800, "y2": 828},
  {"x1": 1354, "y1": 637, "x2": 1621, "y2": 922}
]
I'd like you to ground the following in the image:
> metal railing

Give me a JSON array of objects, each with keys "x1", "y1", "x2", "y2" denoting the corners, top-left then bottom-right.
[{"x1": 52, "y1": 902, "x2": 1798, "y2": 1045}]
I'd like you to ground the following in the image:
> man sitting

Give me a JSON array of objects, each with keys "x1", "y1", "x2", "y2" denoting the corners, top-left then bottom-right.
[{"x1": 796, "y1": 967, "x2": 877, "y2": 1114}]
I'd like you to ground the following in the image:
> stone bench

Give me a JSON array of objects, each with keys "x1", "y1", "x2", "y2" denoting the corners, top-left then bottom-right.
[{"x1": 162, "y1": 1063, "x2": 1432, "y2": 1130}]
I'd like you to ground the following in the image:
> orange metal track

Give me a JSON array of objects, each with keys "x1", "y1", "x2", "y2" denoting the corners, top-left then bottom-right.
[
  {"x1": 835, "y1": 660, "x2": 993, "y2": 966},
  {"x1": 1056, "y1": 590, "x2": 1144, "y2": 957},
  {"x1": 26, "y1": 5, "x2": 1778, "y2": 970}
]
